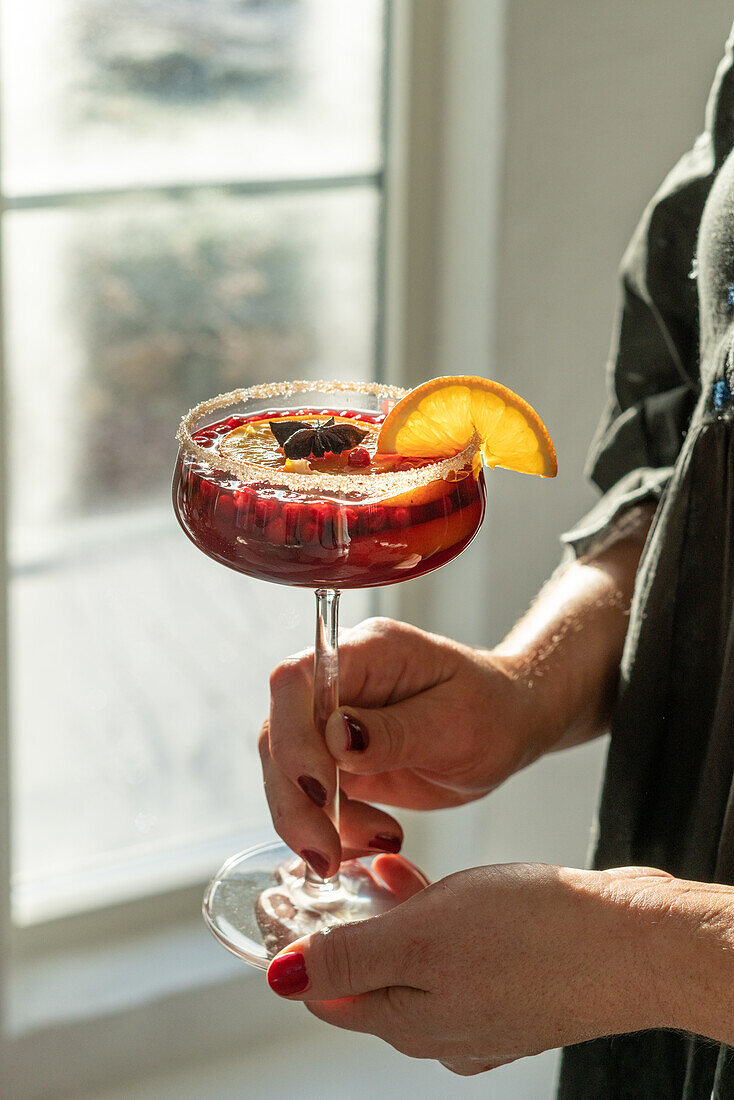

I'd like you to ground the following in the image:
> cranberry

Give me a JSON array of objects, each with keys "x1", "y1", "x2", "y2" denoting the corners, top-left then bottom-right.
[
  {"x1": 388, "y1": 505, "x2": 412, "y2": 531},
  {"x1": 342, "y1": 505, "x2": 360, "y2": 533},
  {"x1": 282, "y1": 503, "x2": 302, "y2": 545},
  {"x1": 366, "y1": 505, "x2": 387, "y2": 534},
  {"x1": 198, "y1": 479, "x2": 216, "y2": 502},
  {"x1": 298, "y1": 513, "x2": 319, "y2": 546},
  {"x1": 347, "y1": 447, "x2": 371, "y2": 468},
  {"x1": 265, "y1": 515, "x2": 286, "y2": 545},
  {"x1": 310, "y1": 502, "x2": 338, "y2": 548},
  {"x1": 253, "y1": 497, "x2": 272, "y2": 533},
  {"x1": 215, "y1": 493, "x2": 234, "y2": 519},
  {"x1": 234, "y1": 489, "x2": 254, "y2": 528}
]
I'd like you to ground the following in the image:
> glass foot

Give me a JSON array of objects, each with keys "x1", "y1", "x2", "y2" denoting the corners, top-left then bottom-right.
[{"x1": 203, "y1": 840, "x2": 399, "y2": 969}]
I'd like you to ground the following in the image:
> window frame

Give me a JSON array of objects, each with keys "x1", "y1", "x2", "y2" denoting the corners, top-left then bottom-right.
[{"x1": 0, "y1": 1, "x2": 503, "y2": 1092}]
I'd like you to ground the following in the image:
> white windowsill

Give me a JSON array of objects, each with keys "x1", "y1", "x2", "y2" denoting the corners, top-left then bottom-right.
[
  {"x1": 5, "y1": 909, "x2": 306, "y2": 1099},
  {"x1": 9, "y1": 903, "x2": 246, "y2": 1037},
  {"x1": 12, "y1": 825, "x2": 274, "y2": 927}
]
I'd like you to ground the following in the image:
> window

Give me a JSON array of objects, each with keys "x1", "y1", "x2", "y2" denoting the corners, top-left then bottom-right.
[
  {"x1": 0, "y1": 4, "x2": 513, "y2": 1095},
  {"x1": 0, "y1": 0, "x2": 386, "y2": 925}
]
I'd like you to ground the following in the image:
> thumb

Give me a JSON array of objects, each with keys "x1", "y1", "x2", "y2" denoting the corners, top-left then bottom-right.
[
  {"x1": 266, "y1": 909, "x2": 407, "y2": 1001},
  {"x1": 325, "y1": 694, "x2": 446, "y2": 775}
]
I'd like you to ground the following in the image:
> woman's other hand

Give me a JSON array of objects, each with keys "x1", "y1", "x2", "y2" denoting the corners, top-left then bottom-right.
[{"x1": 266, "y1": 862, "x2": 672, "y2": 1076}]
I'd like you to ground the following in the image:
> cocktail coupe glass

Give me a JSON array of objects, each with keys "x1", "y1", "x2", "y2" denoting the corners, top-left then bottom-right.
[{"x1": 173, "y1": 380, "x2": 485, "y2": 967}]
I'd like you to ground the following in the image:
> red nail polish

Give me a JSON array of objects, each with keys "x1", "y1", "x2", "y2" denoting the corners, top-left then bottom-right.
[
  {"x1": 298, "y1": 775, "x2": 327, "y2": 807},
  {"x1": 301, "y1": 848, "x2": 330, "y2": 878},
  {"x1": 343, "y1": 713, "x2": 368, "y2": 752},
  {"x1": 368, "y1": 834, "x2": 402, "y2": 853},
  {"x1": 268, "y1": 951, "x2": 309, "y2": 996}
]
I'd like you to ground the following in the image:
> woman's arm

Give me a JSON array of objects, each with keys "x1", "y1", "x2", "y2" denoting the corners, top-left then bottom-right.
[{"x1": 494, "y1": 501, "x2": 655, "y2": 755}]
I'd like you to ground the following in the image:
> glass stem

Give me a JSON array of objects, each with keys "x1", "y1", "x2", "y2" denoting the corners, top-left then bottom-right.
[{"x1": 307, "y1": 588, "x2": 341, "y2": 891}]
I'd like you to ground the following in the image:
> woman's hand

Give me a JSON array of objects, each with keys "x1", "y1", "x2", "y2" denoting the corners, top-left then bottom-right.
[
  {"x1": 266, "y1": 863, "x2": 673, "y2": 1076},
  {"x1": 259, "y1": 617, "x2": 539, "y2": 877},
  {"x1": 260, "y1": 511, "x2": 654, "y2": 879}
]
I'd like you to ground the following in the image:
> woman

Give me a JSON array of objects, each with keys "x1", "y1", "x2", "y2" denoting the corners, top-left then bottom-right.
[{"x1": 259, "y1": 28, "x2": 734, "y2": 1099}]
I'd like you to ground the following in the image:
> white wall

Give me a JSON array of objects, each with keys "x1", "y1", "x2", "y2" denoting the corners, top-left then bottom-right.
[{"x1": 490, "y1": 0, "x2": 734, "y2": 636}]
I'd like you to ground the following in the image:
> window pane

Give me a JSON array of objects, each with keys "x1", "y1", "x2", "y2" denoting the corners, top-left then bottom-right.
[
  {"x1": 0, "y1": 0, "x2": 384, "y2": 196},
  {"x1": 4, "y1": 186, "x2": 377, "y2": 921},
  {"x1": 7, "y1": 187, "x2": 378, "y2": 544}
]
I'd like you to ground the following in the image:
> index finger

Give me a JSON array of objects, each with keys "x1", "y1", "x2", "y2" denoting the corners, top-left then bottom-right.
[{"x1": 268, "y1": 652, "x2": 337, "y2": 808}]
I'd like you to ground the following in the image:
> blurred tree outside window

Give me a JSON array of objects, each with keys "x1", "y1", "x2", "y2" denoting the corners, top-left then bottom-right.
[{"x1": 0, "y1": 0, "x2": 385, "y2": 923}]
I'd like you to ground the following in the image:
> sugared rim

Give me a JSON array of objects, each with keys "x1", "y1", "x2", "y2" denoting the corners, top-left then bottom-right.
[{"x1": 176, "y1": 380, "x2": 480, "y2": 495}]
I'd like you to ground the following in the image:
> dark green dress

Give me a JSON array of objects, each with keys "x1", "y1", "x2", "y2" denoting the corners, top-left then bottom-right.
[{"x1": 557, "y1": 27, "x2": 734, "y2": 1100}]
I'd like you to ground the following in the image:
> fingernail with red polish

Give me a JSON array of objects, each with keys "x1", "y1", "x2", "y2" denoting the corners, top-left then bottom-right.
[
  {"x1": 343, "y1": 712, "x2": 368, "y2": 752},
  {"x1": 301, "y1": 848, "x2": 330, "y2": 878},
  {"x1": 298, "y1": 775, "x2": 327, "y2": 807},
  {"x1": 368, "y1": 834, "x2": 402, "y2": 853},
  {"x1": 268, "y1": 951, "x2": 309, "y2": 996}
]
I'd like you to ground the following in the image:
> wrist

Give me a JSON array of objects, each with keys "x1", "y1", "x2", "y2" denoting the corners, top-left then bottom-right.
[
  {"x1": 566, "y1": 867, "x2": 682, "y2": 1037},
  {"x1": 485, "y1": 646, "x2": 574, "y2": 761},
  {"x1": 489, "y1": 513, "x2": 655, "y2": 760},
  {"x1": 570, "y1": 866, "x2": 734, "y2": 1043},
  {"x1": 491, "y1": 560, "x2": 640, "y2": 756},
  {"x1": 476, "y1": 649, "x2": 553, "y2": 773},
  {"x1": 643, "y1": 875, "x2": 734, "y2": 1043}
]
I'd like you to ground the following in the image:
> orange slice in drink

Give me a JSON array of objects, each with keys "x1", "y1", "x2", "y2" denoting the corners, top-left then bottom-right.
[{"x1": 376, "y1": 375, "x2": 557, "y2": 477}]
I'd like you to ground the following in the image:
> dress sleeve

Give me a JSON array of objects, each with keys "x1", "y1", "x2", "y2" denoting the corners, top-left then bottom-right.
[{"x1": 561, "y1": 30, "x2": 734, "y2": 558}]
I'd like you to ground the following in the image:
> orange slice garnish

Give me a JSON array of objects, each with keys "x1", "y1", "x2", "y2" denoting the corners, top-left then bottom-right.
[{"x1": 376, "y1": 375, "x2": 557, "y2": 477}]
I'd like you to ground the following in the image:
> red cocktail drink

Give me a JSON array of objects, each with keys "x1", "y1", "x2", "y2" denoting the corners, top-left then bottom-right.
[
  {"x1": 176, "y1": 380, "x2": 486, "y2": 967},
  {"x1": 173, "y1": 409, "x2": 485, "y2": 589}
]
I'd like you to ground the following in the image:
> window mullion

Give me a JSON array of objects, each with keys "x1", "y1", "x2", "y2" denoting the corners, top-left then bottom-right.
[
  {"x1": 4, "y1": 171, "x2": 384, "y2": 213},
  {"x1": 0, "y1": 95, "x2": 14, "y2": 1061}
]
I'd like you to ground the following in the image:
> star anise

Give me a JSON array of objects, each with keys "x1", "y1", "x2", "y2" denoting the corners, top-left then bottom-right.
[{"x1": 269, "y1": 417, "x2": 369, "y2": 459}]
